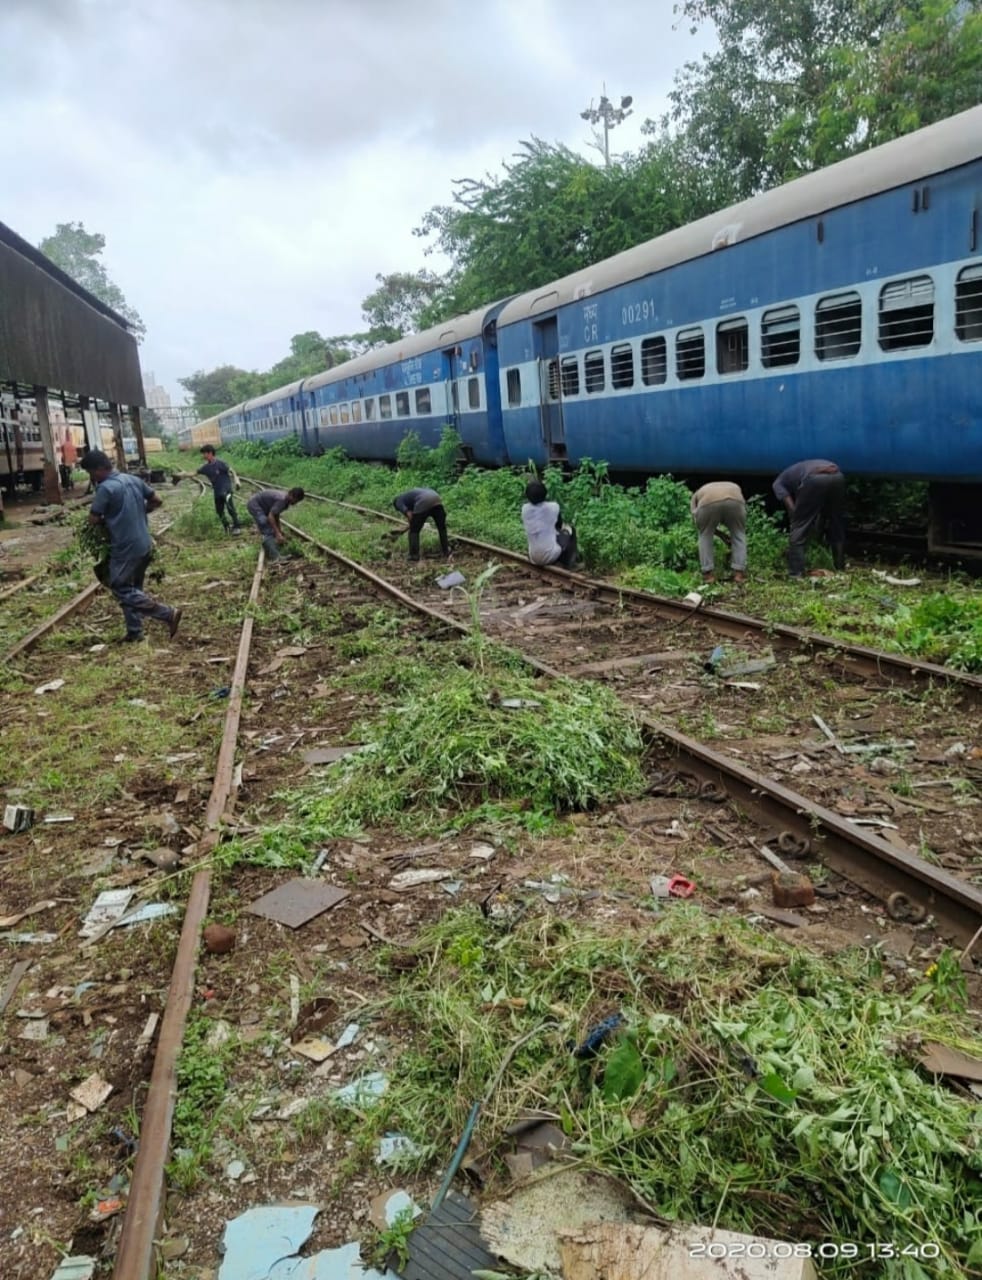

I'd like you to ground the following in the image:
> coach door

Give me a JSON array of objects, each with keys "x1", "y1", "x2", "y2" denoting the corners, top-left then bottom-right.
[
  {"x1": 441, "y1": 347, "x2": 461, "y2": 435},
  {"x1": 532, "y1": 317, "x2": 566, "y2": 462}
]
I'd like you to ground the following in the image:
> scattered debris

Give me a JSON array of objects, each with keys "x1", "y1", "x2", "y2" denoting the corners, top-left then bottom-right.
[
  {"x1": 873, "y1": 569, "x2": 921, "y2": 587},
  {"x1": 34, "y1": 678, "x2": 66, "y2": 695},
  {"x1": 399, "y1": 1191, "x2": 498, "y2": 1280},
  {"x1": 69, "y1": 1072, "x2": 113, "y2": 1116},
  {"x1": 302, "y1": 745, "x2": 361, "y2": 766},
  {"x1": 293, "y1": 1036, "x2": 335, "y2": 1062},
  {"x1": 886, "y1": 891, "x2": 927, "y2": 924},
  {"x1": 0, "y1": 900, "x2": 56, "y2": 929},
  {"x1": 650, "y1": 874, "x2": 695, "y2": 899},
  {"x1": 919, "y1": 1042, "x2": 982, "y2": 1083},
  {"x1": 333, "y1": 1072, "x2": 389, "y2": 1106},
  {"x1": 0, "y1": 931, "x2": 57, "y2": 944},
  {"x1": 226, "y1": 1158, "x2": 246, "y2": 1181},
  {"x1": 79, "y1": 889, "x2": 134, "y2": 938},
  {"x1": 217, "y1": 1204, "x2": 386, "y2": 1280},
  {"x1": 140, "y1": 847, "x2": 179, "y2": 870},
  {"x1": 43, "y1": 812, "x2": 75, "y2": 824},
  {"x1": 469, "y1": 842, "x2": 496, "y2": 861},
  {"x1": 203, "y1": 923, "x2": 236, "y2": 954},
  {"x1": 754, "y1": 906, "x2": 809, "y2": 929},
  {"x1": 771, "y1": 872, "x2": 816, "y2": 910},
  {"x1": 3, "y1": 804, "x2": 35, "y2": 833},
  {"x1": 705, "y1": 645, "x2": 776, "y2": 678},
  {"x1": 571, "y1": 1014, "x2": 624, "y2": 1060},
  {"x1": 389, "y1": 867, "x2": 455, "y2": 891},
  {"x1": 369, "y1": 1188, "x2": 421, "y2": 1233},
  {"x1": 48, "y1": 1257, "x2": 96, "y2": 1280},
  {"x1": 18, "y1": 1016, "x2": 49, "y2": 1041},
  {"x1": 437, "y1": 569, "x2": 466, "y2": 589},
  {"x1": 246, "y1": 878, "x2": 350, "y2": 928},
  {"x1": 498, "y1": 697, "x2": 542, "y2": 710},
  {"x1": 135, "y1": 1013, "x2": 159, "y2": 1057},
  {"x1": 0, "y1": 958, "x2": 32, "y2": 1015},
  {"x1": 336, "y1": 1022, "x2": 361, "y2": 1049},
  {"x1": 117, "y1": 902, "x2": 177, "y2": 928},
  {"x1": 377, "y1": 1132, "x2": 422, "y2": 1165},
  {"x1": 480, "y1": 1167, "x2": 646, "y2": 1275}
]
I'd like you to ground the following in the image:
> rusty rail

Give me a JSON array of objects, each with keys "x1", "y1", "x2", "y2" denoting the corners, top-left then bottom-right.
[
  {"x1": 240, "y1": 476, "x2": 982, "y2": 701},
  {"x1": 2, "y1": 580, "x2": 101, "y2": 663},
  {"x1": 111, "y1": 549, "x2": 266, "y2": 1280}
]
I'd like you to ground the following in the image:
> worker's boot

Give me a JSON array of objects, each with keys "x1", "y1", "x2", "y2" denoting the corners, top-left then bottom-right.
[{"x1": 831, "y1": 543, "x2": 846, "y2": 571}]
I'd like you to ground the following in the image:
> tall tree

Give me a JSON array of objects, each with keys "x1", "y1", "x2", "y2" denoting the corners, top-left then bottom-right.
[
  {"x1": 38, "y1": 221, "x2": 147, "y2": 339},
  {"x1": 360, "y1": 271, "x2": 446, "y2": 345},
  {"x1": 414, "y1": 134, "x2": 728, "y2": 326},
  {"x1": 179, "y1": 365, "x2": 263, "y2": 414},
  {"x1": 670, "y1": 0, "x2": 982, "y2": 193}
]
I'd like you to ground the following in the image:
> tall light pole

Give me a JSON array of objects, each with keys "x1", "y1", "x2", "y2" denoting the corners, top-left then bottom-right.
[{"x1": 580, "y1": 84, "x2": 633, "y2": 168}]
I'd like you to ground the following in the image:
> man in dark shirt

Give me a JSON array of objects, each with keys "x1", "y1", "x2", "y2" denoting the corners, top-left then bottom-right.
[
  {"x1": 81, "y1": 450, "x2": 182, "y2": 643},
  {"x1": 197, "y1": 446, "x2": 242, "y2": 534},
  {"x1": 393, "y1": 487, "x2": 450, "y2": 562},
  {"x1": 772, "y1": 459, "x2": 846, "y2": 577},
  {"x1": 245, "y1": 486, "x2": 305, "y2": 562}
]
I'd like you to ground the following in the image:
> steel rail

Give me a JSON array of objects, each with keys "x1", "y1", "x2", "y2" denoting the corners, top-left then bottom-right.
[
  {"x1": 0, "y1": 571, "x2": 42, "y2": 602},
  {"x1": 281, "y1": 518, "x2": 982, "y2": 944},
  {"x1": 111, "y1": 548, "x2": 266, "y2": 1280},
  {"x1": 239, "y1": 477, "x2": 982, "y2": 700}
]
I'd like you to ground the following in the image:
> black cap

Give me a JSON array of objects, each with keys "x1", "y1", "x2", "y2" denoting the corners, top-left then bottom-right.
[{"x1": 79, "y1": 450, "x2": 113, "y2": 472}]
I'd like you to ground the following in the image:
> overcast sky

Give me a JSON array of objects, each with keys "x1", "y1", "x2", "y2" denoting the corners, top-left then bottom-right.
[{"x1": 1, "y1": 0, "x2": 714, "y2": 403}]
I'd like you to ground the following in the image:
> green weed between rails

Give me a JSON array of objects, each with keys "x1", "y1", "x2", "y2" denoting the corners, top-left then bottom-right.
[
  {"x1": 169, "y1": 1010, "x2": 238, "y2": 1192},
  {"x1": 374, "y1": 908, "x2": 982, "y2": 1279},
  {"x1": 221, "y1": 664, "x2": 646, "y2": 866}
]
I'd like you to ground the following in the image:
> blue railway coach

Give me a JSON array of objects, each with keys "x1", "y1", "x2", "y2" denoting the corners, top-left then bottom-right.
[{"x1": 198, "y1": 106, "x2": 982, "y2": 550}]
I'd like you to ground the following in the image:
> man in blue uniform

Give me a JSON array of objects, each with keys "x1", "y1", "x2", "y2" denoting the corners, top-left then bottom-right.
[
  {"x1": 393, "y1": 487, "x2": 450, "y2": 562},
  {"x1": 245, "y1": 487, "x2": 305, "y2": 561},
  {"x1": 197, "y1": 445, "x2": 242, "y2": 533},
  {"x1": 81, "y1": 451, "x2": 182, "y2": 643},
  {"x1": 772, "y1": 459, "x2": 846, "y2": 577}
]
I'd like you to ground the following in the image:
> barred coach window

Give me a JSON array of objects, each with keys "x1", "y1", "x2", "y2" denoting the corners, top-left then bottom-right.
[
  {"x1": 584, "y1": 350, "x2": 606, "y2": 393},
  {"x1": 878, "y1": 276, "x2": 934, "y2": 350},
  {"x1": 507, "y1": 368, "x2": 521, "y2": 406},
  {"x1": 761, "y1": 305, "x2": 800, "y2": 367},
  {"x1": 676, "y1": 328, "x2": 705, "y2": 380},
  {"x1": 378, "y1": 394, "x2": 392, "y2": 420},
  {"x1": 611, "y1": 343, "x2": 635, "y2": 388},
  {"x1": 468, "y1": 377, "x2": 481, "y2": 409},
  {"x1": 363, "y1": 398, "x2": 375, "y2": 420},
  {"x1": 415, "y1": 387, "x2": 431, "y2": 414},
  {"x1": 396, "y1": 392, "x2": 411, "y2": 416},
  {"x1": 560, "y1": 356, "x2": 579, "y2": 397},
  {"x1": 640, "y1": 336, "x2": 667, "y2": 385},
  {"x1": 716, "y1": 318, "x2": 749, "y2": 375},
  {"x1": 816, "y1": 292, "x2": 861, "y2": 360},
  {"x1": 955, "y1": 265, "x2": 982, "y2": 342}
]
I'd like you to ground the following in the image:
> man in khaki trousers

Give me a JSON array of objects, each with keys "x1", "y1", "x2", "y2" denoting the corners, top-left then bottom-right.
[{"x1": 690, "y1": 481, "x2": 747, "y2": 583}]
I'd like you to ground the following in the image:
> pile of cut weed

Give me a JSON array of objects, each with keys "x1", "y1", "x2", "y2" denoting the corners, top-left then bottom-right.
[
  {"x1": 234, "y1": 667, "x2": 645, "y2": 857},
  {"x1": 376, "y1": 908, "x2": 981, "y2": 1278},
  {"x1": 891, "y1": 594, "x2": 982, "y2": 672}
]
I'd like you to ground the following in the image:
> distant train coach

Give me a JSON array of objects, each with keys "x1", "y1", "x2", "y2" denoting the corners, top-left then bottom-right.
[{"x1": 193, "y1": 106, "x2": 982, "y2": 554}]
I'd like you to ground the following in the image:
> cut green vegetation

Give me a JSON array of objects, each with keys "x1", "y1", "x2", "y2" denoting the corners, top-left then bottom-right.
[{"x1": 367, "y1": 907, "x2": 982, "y2": 1278}]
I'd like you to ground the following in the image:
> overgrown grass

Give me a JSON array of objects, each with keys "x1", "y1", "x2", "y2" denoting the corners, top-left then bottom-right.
[{"x1": 373, "y1": 907, "x2": 982, "y2": 1278}]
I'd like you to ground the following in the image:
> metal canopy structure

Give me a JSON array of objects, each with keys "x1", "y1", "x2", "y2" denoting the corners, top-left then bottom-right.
[{"x1": 0, "y1": 219, "x2": 144, "y2": 406}]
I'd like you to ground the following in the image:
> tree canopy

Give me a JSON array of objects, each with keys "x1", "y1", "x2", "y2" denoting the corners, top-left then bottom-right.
[{"x1": 39, "y1": 221, "x2": 146, "y2": 340}]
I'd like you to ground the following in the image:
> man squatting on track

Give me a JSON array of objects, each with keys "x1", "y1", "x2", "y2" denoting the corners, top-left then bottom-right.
[
  {"x1": 393, "y1": 488, "x2": 451, "y2": 561},
  {"x1": 245, "y1": 487, "x2": 305, "y2": 562},
  {"x1": 521, "y1": 479, "x2": 578, "y2": 569},
  {"x1": 772, "y1": 459, "x2": 846, "y2": 577},
  {"x1": 81, "y1": 450, "x2": 182, "y2": 643}
]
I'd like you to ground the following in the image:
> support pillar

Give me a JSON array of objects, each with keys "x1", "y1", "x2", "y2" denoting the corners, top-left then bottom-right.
[
  {"x1": 34, "y1": 386, "x2": 63, "y2": 505},
  {"x1": 79, "y1": 394, "x2": 98, "y2": 453},
  {"x1": 109, "y1": 402, "x2": 127, "y2": 470},
  {"x1": 130, "y1": 404, "x2": 148, "y2": 468}
]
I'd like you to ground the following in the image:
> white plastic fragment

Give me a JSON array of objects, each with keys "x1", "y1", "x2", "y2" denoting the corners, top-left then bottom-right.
[
  {"x1": 389, "y1": 868, "x2": 454, "y2": 891},
  {"x1": 376, "y1": 1133, "x2": 423, "y2": 1165},
  {"x1": 333, "y1": 1072, "x2": 388, "y2": 1106},
  {"x1": 34, "y1": 679, "x2": 65, "y2": 695},
  {"x1": 79, "y1": 890, "x2": 134, "y2": 938},
  {"x1": 335, "y1": 1022, "x2": 360, "y2": 1050}
]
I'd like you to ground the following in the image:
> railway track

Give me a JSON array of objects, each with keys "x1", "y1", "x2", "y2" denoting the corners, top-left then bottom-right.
[
  {"x1": 2, "y1": 479, "x2": 979, "y2": 1277},
  {"x1": 238, "y1": 476, "x2": 982, "y2": 944}
]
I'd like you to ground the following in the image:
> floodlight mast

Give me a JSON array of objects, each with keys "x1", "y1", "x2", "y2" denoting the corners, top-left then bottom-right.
[{"x1": 579, "y1": 83, "x2": 633, "y2": 168}]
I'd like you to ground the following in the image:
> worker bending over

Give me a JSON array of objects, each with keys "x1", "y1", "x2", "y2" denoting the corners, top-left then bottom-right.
[
  {"x1": 246, "y1": 487, "x2": 304, "y2": 562},
  {"x1": 521, "y1": 479, "x2": 578, "y2": 569},
  {"x1": 690, "y1": 481, "x2": 746, "y2": 583},
  {"x1": 773, "y1": 459, "x2": 846, "y2": 577},
  {"x1": 393, "y1": 488, "x2": 450, "y2": 562}
]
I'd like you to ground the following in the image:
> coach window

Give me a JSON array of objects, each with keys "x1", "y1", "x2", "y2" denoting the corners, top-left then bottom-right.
[
  {"x1": 329, "y1": 406, "x2": 339, "y2": 426},
  {"x1": 468, "y1": 377, "x2": 481, "y2": 409},
  {"x1": 320, "y1": 409, "x2": 329, "y2": 427},
  {"x1": 611, "y1": 343, "x2": 634, "y2": 389},
  {"x1": 560, "y1": 356, "x2": 579, "y2": 396},
  {"x1": 340, "y1": 403, "x2": 350, "y2": 424},
  {"x1": 351, "y1": 401, "x2": 362, "y2": 423},
  {"x1": 879, "y1": 276, "x2": 934, "y2": 350},
  {"x1": 815, "y1": 292, "x2": 861, "y2": 360},
  {"x1": 379, "y1": 394, "x2": 392, "y2": 420},
  {"x1": 364, "y1": 398, "x2": 375, "y2": 420},
  {"x1": 676, "y1": 327, "x2": 705, "y2": 380},
  {"x1": 507, "y1": 368, "x2": 521, "y2": 406},
  {"x1": 415, "y1": 387, "x2": 431, "y2": 414},
  {"x1": 395, "y1": 391, "x2": 410, "y2": 416},
  {"x1": 640, "y1": 335, "x2": 667, "y2": 385},
  {"x1": 584, "y1": 349, "x2": 605, "y2": 393},
  {"x1": 955, "y1": 265, "x2": 982, "y2": 341},
  {"x1": 761, "y1": 305, "x2": 800, "y2": 367},
  {"x1": 716, "y1": 318, "x2": 748, "y2": 374}
]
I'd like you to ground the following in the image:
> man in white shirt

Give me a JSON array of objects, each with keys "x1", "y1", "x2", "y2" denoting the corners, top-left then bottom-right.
[
  {"x1": 690, "y1": 481, "x2": 747, "y2": 583},
  {"x1": 521, "y1": 480, "x2": 578, "y2": 569}
]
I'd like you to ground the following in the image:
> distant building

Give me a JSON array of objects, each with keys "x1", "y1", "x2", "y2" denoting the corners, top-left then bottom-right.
[{"x1": 143, "y1": 371, "x2": 172, "y2": 413}]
